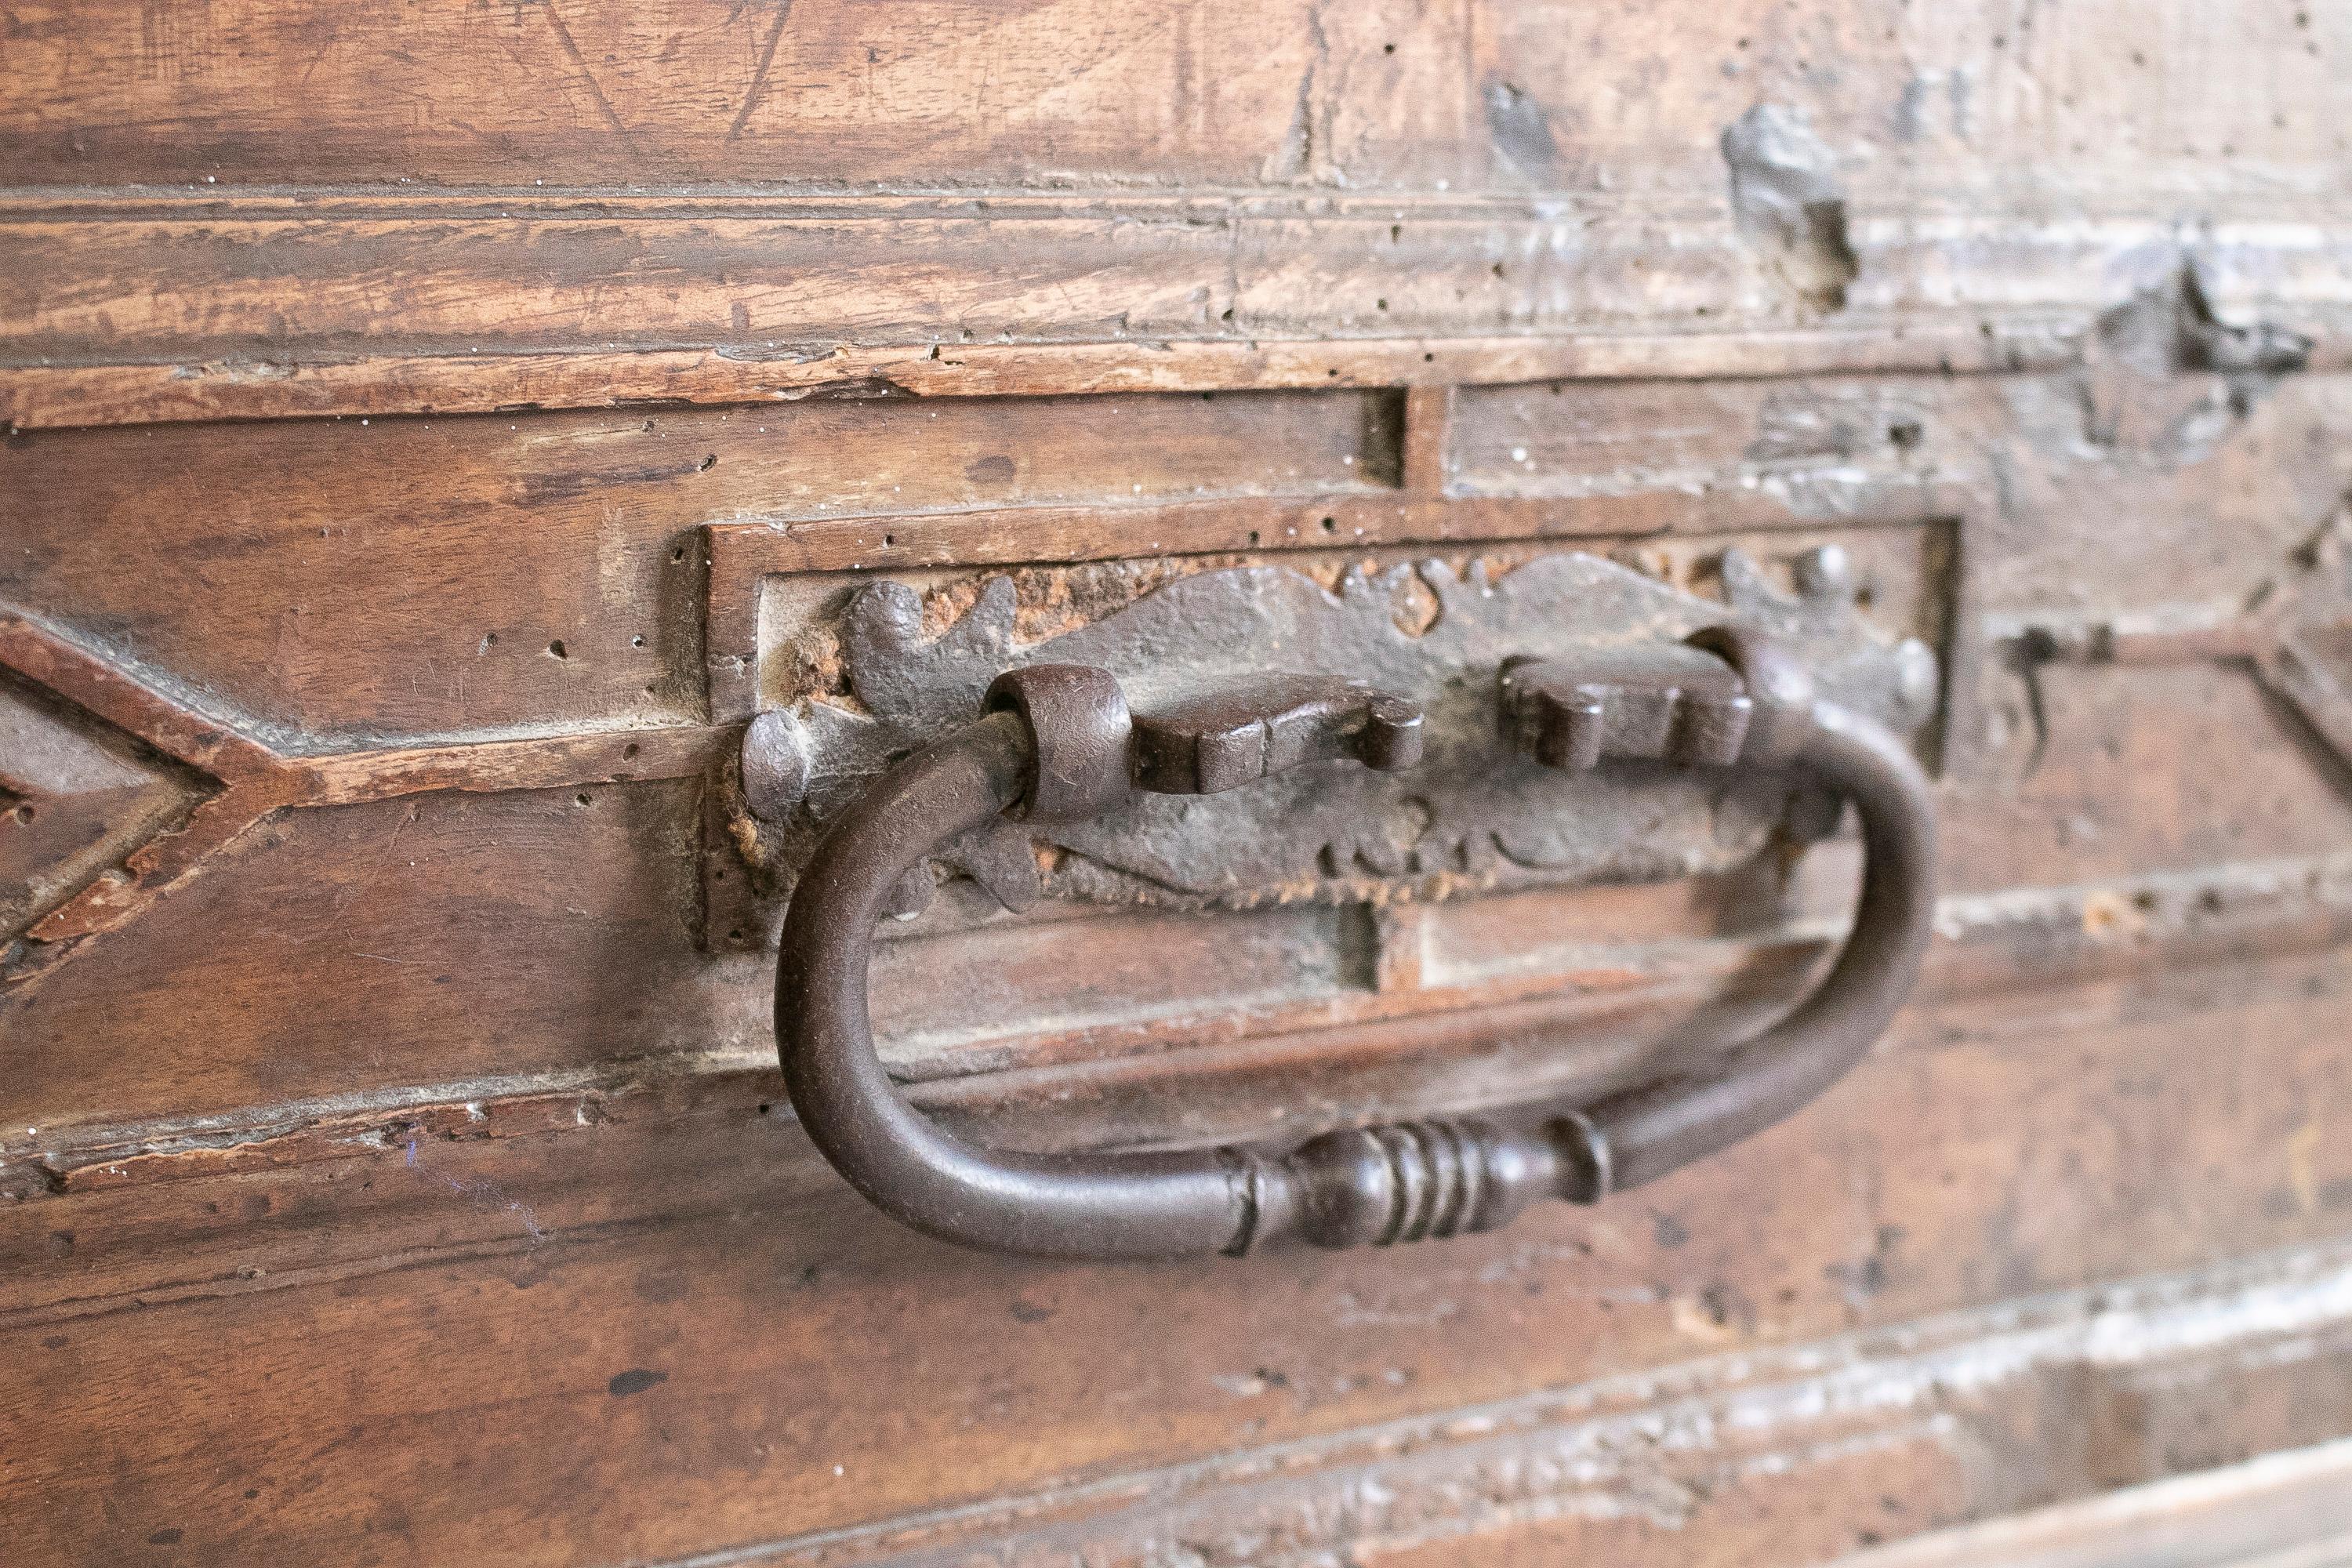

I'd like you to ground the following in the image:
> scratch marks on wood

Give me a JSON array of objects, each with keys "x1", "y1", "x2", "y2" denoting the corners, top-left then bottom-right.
[
  {"x1": 1264, "y1": 1, "x2": 1334, "y2": 184},
  {"x1": 134, "y1": 0, "x2": 204, "y2": 84},
  {"x1": 725, "y1": 0, "x2": 797, "y2": 143},
  {"x1": 539, "y1": 0, "x2": 639, "y2": 158},
  {"x1": 1, "y1": 1060, "x2": 718, "y2": 1201},
  {"x1": 405, "y1": 1130, "x2": 546, "y2": 1241}
]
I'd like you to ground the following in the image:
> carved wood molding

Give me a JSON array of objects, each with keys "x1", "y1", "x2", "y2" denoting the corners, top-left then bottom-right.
[
  {"x1": 1994, "y1": 505, "x2": 2352, "y2": 780},
  {"x1": 0, "y1": 612, "x2": 726, "y2": 992},
  {"x1": 0, "y1": 322, "x2": 2079, "y2": 432},
  {"x1": 8, "y1": 191, "x2": 2340, "y2": 430}
]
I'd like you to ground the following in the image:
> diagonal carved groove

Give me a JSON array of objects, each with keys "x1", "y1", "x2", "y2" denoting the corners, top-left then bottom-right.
[{"x1": 0, "y1": 668, "x2": 212, "y2": 943}]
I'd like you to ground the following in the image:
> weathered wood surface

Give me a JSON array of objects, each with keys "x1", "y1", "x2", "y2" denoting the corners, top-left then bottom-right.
[
  {"x1": 3, "y1": 0, "x2": 2349, "y2": 426},
  {"x1": 11, "y1": 941, "x2": 2352, "y2": 1563},
  {"x1": 1841, "y1": 1436, "x2": 2352, "y2": 1568},
  {"x1": 0, "y1": 325, "x2": 2082, "y2": 433},
  {"x1": 9, "y1": 360, "x2": 2352, "y2": 1134},
  {"x1": 8, "y1": 0, "x2": 2352, "y2": 1561},
  {"x1": 4, "y1": 356, "x2": 2352, "y2": 1559},
  {"x1": 11, "y1": 0, "x2": 2334, "y2": 191}
]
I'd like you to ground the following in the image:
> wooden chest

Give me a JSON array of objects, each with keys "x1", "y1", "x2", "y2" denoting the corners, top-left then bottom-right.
[{"x1": 8, "y1": 2, "x2": 2352, "y2": 1562}]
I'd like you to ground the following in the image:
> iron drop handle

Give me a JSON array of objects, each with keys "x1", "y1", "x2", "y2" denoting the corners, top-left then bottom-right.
[{"x1": 774, "y1": 628, "x2": 1936, "y2": 1260}]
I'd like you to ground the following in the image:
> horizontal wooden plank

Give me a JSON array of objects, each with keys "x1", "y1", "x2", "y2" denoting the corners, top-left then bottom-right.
[
  {"x1": 0, "y1": 323, "x2": 2082, "y2": 432},
  {"x1": 0, "y1": 0, "x2": 1449, "y2": 189},
  {"x1": 11, "y1": 829, "x2": 2352, "y2": 1195},
  {"x1": 5, "y1": 195, "x2": 2341, "y2": 426},
  {"x1": 12, "y1": 939, "x2": 2352, "y2": 1563},
  {"x1": 0, "y1": 201, "x2": 2113, "y2": 365},
  {"x1": 3, "y1": 0, "x2": 2343, "y2": 198},
  {"x1": 2, "y1": 0, "x2": 2346, "y2": 431}
]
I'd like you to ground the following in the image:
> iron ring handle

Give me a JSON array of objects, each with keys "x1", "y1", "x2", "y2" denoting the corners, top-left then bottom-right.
[{"x1": 774, "y1": 633, "x2": 1936, "y2": 1260}]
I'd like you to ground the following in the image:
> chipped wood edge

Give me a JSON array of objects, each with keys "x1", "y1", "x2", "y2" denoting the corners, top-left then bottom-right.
[
  {"x1": 622, "y1": 1240, "x2": 2352, "y2": 1568},
  {"x1": 1833, "y1": 1436, "x2": 2352, "y2": 1568}
]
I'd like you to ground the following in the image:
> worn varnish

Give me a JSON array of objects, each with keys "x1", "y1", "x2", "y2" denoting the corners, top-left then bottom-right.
[{"x1": 7, "y1": 0, "x2": 2352, "y2": 1562}]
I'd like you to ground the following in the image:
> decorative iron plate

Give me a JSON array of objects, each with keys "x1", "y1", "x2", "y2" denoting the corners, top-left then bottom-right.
[{"x1": 721, "y1": 545, "x2": 1941, "y2": 930}]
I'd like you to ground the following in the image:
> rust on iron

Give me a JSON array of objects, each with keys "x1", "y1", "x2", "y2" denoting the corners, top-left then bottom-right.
[
  {"x1": 773, "y1": 627, "x2": 1936, "y2": 1259},
  {"x1": 1131, "y1": 676, "x2": 1425, "y2": 796},
  {"x1": 725, "y1": 547, "x2": 1939, "y2": 928}
]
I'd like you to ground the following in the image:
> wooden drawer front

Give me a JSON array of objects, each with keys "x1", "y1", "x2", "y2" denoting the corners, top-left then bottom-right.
[
  {"x1": 10, "y1": 1, "x2": 2352, "y2": 1561},
  {"x1": 9, "y1": 353, "x2": 2352, "y2": 1563}
]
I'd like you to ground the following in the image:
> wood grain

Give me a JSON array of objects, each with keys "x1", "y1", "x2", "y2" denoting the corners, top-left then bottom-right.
[
  {"x1": 0, "y1": 322, "x2": 2083, "y2": 432},
  {"x1": 2, "y1": 0, "x2": 2340, "y2": 194},
  {"x1": 1838, "y1": 1438, "x2": 2352, "y2": 1568},
  {"x1": 8, "y1": 198, "x2": 2325, "y2": 431},
  {"x1": 0, "y1": 390, "x2": 1381, "y2": 742},
  {"x1": 8, "y1": 4, "x2": 2352, "y2": 1550},
  {"x1": 10, "y1": 942, "x2": 2352, "y2": 1563}
]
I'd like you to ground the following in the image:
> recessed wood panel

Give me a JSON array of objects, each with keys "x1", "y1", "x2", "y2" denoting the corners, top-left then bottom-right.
[
  {"x1": 1951, "y1": 661, "x2": 2352, "y2": 892},
  {"x1": 0, "y1": 391, "x2": 1387, "y2": 744},
  {"x1": 1452, "y1": 376, "x2": 1944, "y2": 499}
]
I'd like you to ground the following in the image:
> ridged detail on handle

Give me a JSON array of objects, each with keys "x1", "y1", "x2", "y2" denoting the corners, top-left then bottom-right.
[
  {"x1": 1374, "y1": 1121, "x2": 1478, "y2": 1244},
  {"x1": 1277, "y1": 1117, "x2": 1560, "y2": 1250}
]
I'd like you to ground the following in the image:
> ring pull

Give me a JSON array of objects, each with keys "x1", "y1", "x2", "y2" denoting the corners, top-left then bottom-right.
[{"x1": 774, "y1": 630, "x2": 1936, "y2": 1260}]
